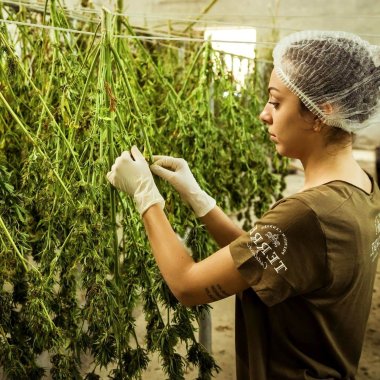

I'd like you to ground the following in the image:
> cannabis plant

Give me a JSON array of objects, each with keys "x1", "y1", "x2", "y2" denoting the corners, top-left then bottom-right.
[{"x1": 0, "y1": 1, "x2": 286, "y2": 378}]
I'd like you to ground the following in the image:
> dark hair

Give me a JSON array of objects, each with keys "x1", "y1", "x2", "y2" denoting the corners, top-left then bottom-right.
[{"x1": 298, "y1": 100, "x2": 353, "y2": 146}]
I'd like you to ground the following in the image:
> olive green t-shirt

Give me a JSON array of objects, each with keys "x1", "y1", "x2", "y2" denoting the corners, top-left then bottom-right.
[{"x1": 229, "y1": 175, "x2": 380, "y2": 380}]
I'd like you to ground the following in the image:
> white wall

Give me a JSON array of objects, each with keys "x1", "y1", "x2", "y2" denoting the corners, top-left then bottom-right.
[{"x1": 72, "y1": 0, "x2": 380, "y2": 43}]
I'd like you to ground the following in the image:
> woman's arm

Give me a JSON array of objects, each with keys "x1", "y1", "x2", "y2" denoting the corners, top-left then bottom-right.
[
  {"x1": 143, "y1": 204, "x2": 250, "y2": 306},
  {"x1": 200, "y1": 206, "x2": 245, "y2": 247},
  {"x1": 150, "y1": 156, "x2": 244, "y2": 246},
  {"x1": 107, "y1": 147, "x2": 250, "y2": 306}
]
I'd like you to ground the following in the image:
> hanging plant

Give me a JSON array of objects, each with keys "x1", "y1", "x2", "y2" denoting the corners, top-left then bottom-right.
[{"x1": 0, "y1": 1, "x2": 286, "y2": 379}]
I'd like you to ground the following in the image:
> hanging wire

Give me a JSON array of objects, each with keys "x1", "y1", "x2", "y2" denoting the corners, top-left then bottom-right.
[
  {"x1": 1, "y1": 0, "x2": 101, "y2": 23},
  {"x1": 0, "y1": 1, "x2": 379, "y2": 42},
  {"x1": 0, "y1": 17, "x2": 99, "y2": 36},
  {"x1": 4, "y1": 0, "x2": 380, "y2": 20},
  {"x1": 1, "y1": 15, "x2": 379, "y2": 45},
  {"x1": 0, "y1": 17, "x2": 276, "y2": 46},
  {"x1": 2, "y1": 0, "x2": 380, "y2": 26}
]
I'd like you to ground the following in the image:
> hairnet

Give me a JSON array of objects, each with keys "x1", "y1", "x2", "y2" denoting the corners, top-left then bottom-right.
[{"x1": 273, "y1": 30, "x2": 380, "y2": 132}]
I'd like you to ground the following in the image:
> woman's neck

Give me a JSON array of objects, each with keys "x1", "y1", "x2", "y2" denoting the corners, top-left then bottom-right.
[{"x1": 299, "y1": 144, "x2": 371, "y2": 193}]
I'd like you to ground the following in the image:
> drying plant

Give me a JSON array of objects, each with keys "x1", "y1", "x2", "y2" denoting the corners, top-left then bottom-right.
[{"x1": 0, "y1": 1, "x2": 286, "y2": 378}]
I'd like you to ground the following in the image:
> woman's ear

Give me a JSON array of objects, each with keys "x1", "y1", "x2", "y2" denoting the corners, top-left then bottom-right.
[
  {"x1": 320, "y1": 103, "x2": 334, "y2": 116},
  {"x1": 313, "y1": 103, "x2": 334, "y2": 132}
]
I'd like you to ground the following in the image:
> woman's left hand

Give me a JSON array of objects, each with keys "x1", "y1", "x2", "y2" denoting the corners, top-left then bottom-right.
[{"x1": 107, "y1": 146, "x2": 165, "y2": 215}]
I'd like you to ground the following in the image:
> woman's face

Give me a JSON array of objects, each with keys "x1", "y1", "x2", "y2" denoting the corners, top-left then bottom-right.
[{"x1": 260, "y1": 70, "x2": 317, "y2": 159}]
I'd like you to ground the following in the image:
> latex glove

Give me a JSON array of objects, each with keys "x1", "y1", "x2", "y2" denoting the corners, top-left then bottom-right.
[
  {"x1": 150, "y1": 156, "x2": 215, "y2": 217},
  {"x1": 107, "y1": 146, "x2": 165, "y2": 216}
]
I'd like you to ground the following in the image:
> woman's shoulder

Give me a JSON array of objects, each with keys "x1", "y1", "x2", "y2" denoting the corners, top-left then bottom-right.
[
  {"x1": 287, "y1": 181, "x2": 352, "y2": 208},
  {"x1": 271, "y1": 176, "x2": 379, "y2": 220}
]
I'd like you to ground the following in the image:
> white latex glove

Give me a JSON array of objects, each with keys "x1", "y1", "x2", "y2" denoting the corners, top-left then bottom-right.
[
  {"x1": 150, "y1": 156, "x2": 215, "y2": 218},
  {"x1": 106, "y1": 146, "x2": 165, "y2": 216}
]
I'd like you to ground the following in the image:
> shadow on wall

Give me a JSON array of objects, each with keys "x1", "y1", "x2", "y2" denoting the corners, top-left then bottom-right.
[
  {"x1": 355, "y1": 123, "x2": 380, "y2": 150},
  {"x1": 376, "y1": 147, "x2": 380, "y2": 186},
  {"x1": 353, "y1": 123, "x2": 380, "y2": 186}
]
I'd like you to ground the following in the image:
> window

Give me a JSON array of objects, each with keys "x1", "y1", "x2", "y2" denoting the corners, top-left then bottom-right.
[{"x1": 204, "y1": 27, "x2": 256, "y2": 87}]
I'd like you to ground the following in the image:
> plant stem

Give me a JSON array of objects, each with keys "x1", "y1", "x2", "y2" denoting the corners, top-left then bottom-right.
[
  {"x1": 121, "y1": 20, "x2": 181, "y2": 107},
  {"x1": 111, "y1": 45, "x2": 153, "y2": 161},
  {"x1": 116, "y1": 0, "x2": 123, "y2": 38},
  {"x1": 182, "y1": 0, "x2": 219, "y2": 33},
  {"x1": 102, "y1": 7, "x2": 119, "y2": 285},
  {"x1": 36, "y1": 0, "x2": 59, "y2": 137},
  {"x1": 46, "y1": 223, "x2": 76, "y2": 282},
  {"x1": 0, "y1": 91, "x2": 71, "y2": 197},
  {"x1": 0, "y1": 215, "x2": 30, "y2": 272},
  {"x1": 102, "y1": 7, "x2": 123, "y2": 376},
  {"x1": 73, "y1": 45, "x2": 101, "y2": 130},
  {"x1": 0, "y1": 32, "x2": 84, "y2": 181},
  {"x1": 178, "y1": 42, "x2": 206, "y2": 98}
]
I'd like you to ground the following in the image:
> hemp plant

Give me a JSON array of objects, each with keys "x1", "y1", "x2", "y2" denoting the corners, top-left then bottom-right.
[{"x1": 0, "y1": 1, "x2": 286, "y2": 379}]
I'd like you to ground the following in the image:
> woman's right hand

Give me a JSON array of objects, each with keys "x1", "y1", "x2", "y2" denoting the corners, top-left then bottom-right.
[{"x1": 150, "y1": 156, "x2": 216, "y2": 217}]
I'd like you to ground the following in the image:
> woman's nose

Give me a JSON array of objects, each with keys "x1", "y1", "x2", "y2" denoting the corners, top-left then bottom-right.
[{"x1": 259, "y1": 104, "x2": 272, "y2": 125}]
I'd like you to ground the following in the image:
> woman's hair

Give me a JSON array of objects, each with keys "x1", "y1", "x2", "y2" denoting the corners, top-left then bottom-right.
[
  {"x1": 298, "y1": 100, "x2": 352, "y2": 147},
  {"x1": 273, "y1": 31, "x2": 380, "y2": 133}
]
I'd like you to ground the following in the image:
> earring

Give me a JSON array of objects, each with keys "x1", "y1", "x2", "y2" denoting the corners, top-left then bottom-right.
[{"x1": 313, "y1": 119, "x2": 323, "y2": 132}]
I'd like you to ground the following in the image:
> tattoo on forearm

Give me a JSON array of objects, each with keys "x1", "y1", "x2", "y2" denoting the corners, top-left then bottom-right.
[{"x1": 205, "y1": 284, "x2": 230, "y2": 302}]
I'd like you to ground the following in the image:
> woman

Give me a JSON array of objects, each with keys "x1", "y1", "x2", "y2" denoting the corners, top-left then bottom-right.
[{"x1": 107, "y1": 31, "x2": 380, "y2": 379}]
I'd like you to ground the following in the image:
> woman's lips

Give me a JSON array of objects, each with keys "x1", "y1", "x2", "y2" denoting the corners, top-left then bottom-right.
[{"x1": 269, "y1": 133, "x2": 277, "y2": 141}]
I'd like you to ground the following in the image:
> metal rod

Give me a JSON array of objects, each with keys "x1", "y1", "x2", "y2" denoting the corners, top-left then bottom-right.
[{"x1": 199, "y1": 308, "x2": 212, "y2": 353}]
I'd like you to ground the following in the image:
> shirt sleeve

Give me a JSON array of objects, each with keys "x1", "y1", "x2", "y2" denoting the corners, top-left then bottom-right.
[{"x1": 229, "y1": 197, "x2": 327, "y2": 307}]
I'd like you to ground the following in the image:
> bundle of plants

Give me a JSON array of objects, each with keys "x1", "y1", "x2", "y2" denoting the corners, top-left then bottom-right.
[{"x1": 0, "y1": 1, "x2": 286, "y2": 378}]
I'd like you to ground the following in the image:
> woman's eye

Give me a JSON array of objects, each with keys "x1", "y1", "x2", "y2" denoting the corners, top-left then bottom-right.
[{"x1": 268, "y1": 101, "x2": 279, "y2": 109}]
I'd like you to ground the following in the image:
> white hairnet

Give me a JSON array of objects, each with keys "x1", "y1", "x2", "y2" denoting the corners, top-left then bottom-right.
[{"x1": 273, "y1": 31, "x2": 380, "y2": 132}]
